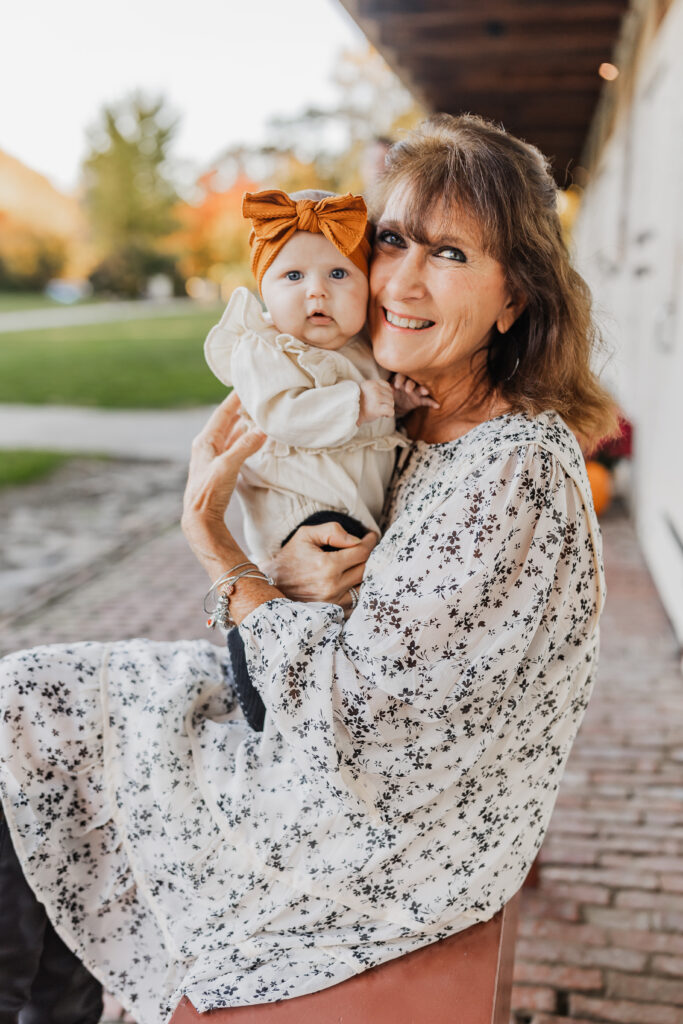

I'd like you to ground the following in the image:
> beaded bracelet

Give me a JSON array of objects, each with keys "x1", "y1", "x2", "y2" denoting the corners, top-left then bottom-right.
[{"x1": 204, "y1": 563, "x2": 274, "y2": 634}]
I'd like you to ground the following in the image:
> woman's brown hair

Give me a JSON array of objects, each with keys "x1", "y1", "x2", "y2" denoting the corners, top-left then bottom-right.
[{"x1": 370, "y1": 113, "x2": 618, "y2": 449}]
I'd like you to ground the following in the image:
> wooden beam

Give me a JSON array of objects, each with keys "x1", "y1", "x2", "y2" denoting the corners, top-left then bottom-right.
[
  {"x1": 374, "y1": 33, "x2": 618, "y2": 59},
  {"x1": 377, "y1": 19, "x2": 624, "y2": 46},
  {"x1": 409, "y1": 72, "x2": 600, "y2": 93},
  {"x1": 352, "y1": 3, "x2": 627, "y2": 31},
  {"x1": 403, "y1": 51, "x2": 612, "y2": 75}
]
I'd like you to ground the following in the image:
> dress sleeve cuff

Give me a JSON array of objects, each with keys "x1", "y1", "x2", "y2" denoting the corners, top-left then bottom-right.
[{"x1": 237, "y1": 598, "x2": 343, "y2": 698}]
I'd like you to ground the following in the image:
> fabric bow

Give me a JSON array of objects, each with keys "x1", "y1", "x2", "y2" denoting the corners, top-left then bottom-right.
[{"x1": 242, "y1": 189, "x2": 370, "y2": 291}]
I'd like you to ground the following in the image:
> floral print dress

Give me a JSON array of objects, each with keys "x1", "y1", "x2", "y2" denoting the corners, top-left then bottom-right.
[{"x1": 0, "y1": 411, "x2": 605, "y2": 1024}]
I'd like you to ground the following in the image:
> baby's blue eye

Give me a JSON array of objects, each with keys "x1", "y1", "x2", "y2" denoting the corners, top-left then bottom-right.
[
  {"x1": 330, "y1": 268, "x2": 347, "y2": 279},
  {"x1": 286, "y1": 271, "x2": 303, "y2": 281}
]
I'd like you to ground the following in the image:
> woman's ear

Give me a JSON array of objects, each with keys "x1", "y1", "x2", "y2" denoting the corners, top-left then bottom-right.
[{"x1": 496, "y1": 292, "x2": 527, "y2": 334}]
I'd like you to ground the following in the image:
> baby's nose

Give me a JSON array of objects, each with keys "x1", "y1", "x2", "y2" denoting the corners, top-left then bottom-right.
[{"x1": 306, "y1": 274, "x2": 328, "y2": 297}]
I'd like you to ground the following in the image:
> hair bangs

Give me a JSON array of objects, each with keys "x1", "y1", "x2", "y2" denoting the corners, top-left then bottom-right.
[{"x1": 375, "y1": 148, "x2": 504, "y2": 258}]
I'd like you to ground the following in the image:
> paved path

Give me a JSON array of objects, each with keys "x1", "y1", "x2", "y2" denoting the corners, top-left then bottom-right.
[
  {"x1": 0, "y1": 501, "x2": 681, "y2": 1023},
  {"x1": 512, "y1": 508, "x2": 683, "y2": 1024},
  {"x1": 0, "y1": 457, "x2": 246, "y2": 625},
  {"x1": 0, "y1": 403, "x2": 214, "y2": 460},
  {"x1": 0, "y1": 298, "x2": 204, "y2": 333}
]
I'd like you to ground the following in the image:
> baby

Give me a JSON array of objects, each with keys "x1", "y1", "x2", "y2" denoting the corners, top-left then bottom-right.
[
  {"x1": 204, "y1": 187, "x2": 429, "y2": 729},
  {"x1": 205, "y1": 187, "x2": 411, "y2": 564}
]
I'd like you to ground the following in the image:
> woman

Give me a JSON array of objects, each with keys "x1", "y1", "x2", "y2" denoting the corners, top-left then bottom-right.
[{"x1": 0, "y1": 114, "x2": 617, "y2": 1023}]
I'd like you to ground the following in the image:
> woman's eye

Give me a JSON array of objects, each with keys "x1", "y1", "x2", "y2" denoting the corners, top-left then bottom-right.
[
  {"x1": 286, "y1": 271, "x2": 303, "y2": 281},
  {"x1": 377, "y1": 229, "x2": 405, "y2": 248},
  {"x1": 437, "y1": 246, "x2": 467, "y2": 263},
  {"x1": 330, "y1": 268, "x2": 347, "y2": 280}
]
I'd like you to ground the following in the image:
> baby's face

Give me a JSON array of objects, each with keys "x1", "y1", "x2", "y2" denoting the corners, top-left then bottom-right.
[{"x1": 261, "y1": 232, "x2": 369, "y2": 350}]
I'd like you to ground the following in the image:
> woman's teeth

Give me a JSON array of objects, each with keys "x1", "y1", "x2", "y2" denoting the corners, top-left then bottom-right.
[{"x1": 385, "y1": 310, "x2": 433, "y2": 329}]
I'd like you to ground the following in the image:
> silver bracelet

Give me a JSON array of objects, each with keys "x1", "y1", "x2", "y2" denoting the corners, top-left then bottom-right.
[
  {"x1": 205, "y1": 565, "x2": 274, "y2": 634},
  {"x1": 203, "y1": 562, "x2": 255, "y2": 614},
  {"x1": 349, "y1": 586, "x2": 360, "y2": 609}
]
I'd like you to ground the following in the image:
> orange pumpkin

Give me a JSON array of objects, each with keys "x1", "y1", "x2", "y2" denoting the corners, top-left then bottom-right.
[{"x1": 585, "y1": 460, "x2": 612, "y2": 517}]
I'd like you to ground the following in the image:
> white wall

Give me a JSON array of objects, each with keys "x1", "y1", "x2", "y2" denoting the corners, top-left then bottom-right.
[{"x1": 574, "y1": 0, "x2": 683, "y2": 644}]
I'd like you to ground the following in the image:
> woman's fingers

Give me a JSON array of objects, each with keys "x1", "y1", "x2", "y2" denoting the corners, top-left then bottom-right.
[
  {"x1": 190, "y1": 427, "x2": 265, "y2": 512},
  {"x1": 337, "y1": 562, "x2": 367, "y2": 593},
  {"x1": 193, "y1": 392, "x2": 243, "y2": 453},
  {"x1": 184, "y1": 389, "x2": 265, "y2": 528},
  {"x1": 303, "y1": 521, "x2": 364, "y2": 550},
  {"x1": 329, "y1": 531, "x2": 378, "y2": 570},
  {"x1": 218, "y1": 426, "x2": 267, "y2": 466}
]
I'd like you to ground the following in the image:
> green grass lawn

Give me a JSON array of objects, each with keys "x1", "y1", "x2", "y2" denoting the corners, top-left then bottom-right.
[
  {"x1": 0, "y1": 292, "x2": 103, "y2": 313},
  {"x1": 0, "y1": 307, "x2": 228, "y2": 407},
  {"x1": 0, "y1": 449, "x2": 76, "y2": 488}
]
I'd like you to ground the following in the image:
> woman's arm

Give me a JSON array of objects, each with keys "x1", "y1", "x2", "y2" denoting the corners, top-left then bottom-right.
[
  {"x1": 182, "y1": 393, "x2": 375, "y2": 622},
  {"x1": 181, "y1": 393, "x2": 283, "y2": 625},
  {"x1": 239, "y1": 444, "x2": 597, "y2": 732}
]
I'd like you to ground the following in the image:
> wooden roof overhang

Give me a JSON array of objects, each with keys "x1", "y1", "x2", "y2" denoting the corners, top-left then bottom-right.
[{"x1": 338, "y1": 0, "x2": 630, "y2": 183}]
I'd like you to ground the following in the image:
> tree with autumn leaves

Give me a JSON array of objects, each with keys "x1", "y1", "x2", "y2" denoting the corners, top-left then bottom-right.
[{"x1": 81, "y1": 48, "x2": 422, "y2": 298}]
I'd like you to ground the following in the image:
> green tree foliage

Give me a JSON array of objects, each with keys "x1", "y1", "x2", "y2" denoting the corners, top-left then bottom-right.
[{"x1": 83, "y1": 94, "x2": 181, "y2": 295}]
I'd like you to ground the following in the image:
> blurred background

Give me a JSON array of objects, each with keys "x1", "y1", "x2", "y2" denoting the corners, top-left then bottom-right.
[
  {"x1": 2, "y1": 4, "x2": 683, "y2": 1018},
  {"x1": 3, "y1": 0, "x2": 680, "y2": 644}
]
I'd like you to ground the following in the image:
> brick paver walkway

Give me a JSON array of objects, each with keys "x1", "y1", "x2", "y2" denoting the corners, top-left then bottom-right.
[
  {"x1": 1, "y1": 507, "x2": 681, "y2": 1023},
  {"x1": 512, "y1": 509, "x2": 683, "y2": 1024}
]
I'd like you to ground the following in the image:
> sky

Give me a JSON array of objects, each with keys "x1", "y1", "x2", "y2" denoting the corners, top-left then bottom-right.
[{"x1": 1, "y1": 0, "x2": 365, "y2": 193}]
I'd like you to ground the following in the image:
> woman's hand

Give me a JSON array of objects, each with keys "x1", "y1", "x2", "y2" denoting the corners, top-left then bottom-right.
[
  {"x1": 264, "y1": 521, "x2": 378, "y2": 616},
  {"x1": 181, "y1": 392, "x2": 266, "y2": 579}
]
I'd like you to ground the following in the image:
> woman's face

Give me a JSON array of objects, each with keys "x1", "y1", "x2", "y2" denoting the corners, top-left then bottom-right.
[{"x1": 368, "y1": 186, "x2": 522, "y2": 388}]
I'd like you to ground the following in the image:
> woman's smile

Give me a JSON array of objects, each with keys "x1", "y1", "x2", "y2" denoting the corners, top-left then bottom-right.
[{"x1": 383, "y1": 308, "x2": 435, "y2": 330}]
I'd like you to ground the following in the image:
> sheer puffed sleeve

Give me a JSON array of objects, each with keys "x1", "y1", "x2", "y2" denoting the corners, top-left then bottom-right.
[{"x1": 237, "y1": 443, "x2": 601, "y2": 802}]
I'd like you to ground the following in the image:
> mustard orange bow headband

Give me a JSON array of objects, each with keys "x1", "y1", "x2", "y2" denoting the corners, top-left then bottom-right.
[{"x1": 242, "y1": 189, "x2": 371, "y2": 292}]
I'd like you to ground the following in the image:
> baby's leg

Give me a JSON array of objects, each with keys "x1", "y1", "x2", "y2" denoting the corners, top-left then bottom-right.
[{"x1": 228, "y1": 511, "x2": 369, "y2": 732}]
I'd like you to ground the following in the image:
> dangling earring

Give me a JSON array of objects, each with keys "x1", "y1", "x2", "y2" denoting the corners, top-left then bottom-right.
[{"x1": 504, "y1": 349, "x2": 520, "y2": 382}]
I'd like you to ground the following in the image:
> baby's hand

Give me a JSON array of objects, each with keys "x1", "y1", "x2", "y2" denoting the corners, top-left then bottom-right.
[
  {"x1": 357, "y1": 379, "x2": 395, "y2": 425},
  {"x1": 391, "y1": 373, "x2": 440, "y2": 418}
]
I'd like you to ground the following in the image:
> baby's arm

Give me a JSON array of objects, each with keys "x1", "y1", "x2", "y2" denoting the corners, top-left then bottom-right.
[{"x1": 357, "y1": 379, "x2": 395, "y2": 425}]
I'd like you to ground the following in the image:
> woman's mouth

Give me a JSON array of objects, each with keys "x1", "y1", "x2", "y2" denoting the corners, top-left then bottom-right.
[{"x1": 383, "y1": 308, "x2": 434, "y2": 330}]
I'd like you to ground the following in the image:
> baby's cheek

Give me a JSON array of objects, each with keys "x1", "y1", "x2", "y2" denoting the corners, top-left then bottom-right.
[{"x1": 349, "y1": 287, "x2": 370, "y2": 333}]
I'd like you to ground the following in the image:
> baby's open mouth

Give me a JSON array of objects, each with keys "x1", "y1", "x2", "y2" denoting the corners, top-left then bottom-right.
[
  {"x1": 383, "y1": 308, "x2": 434, "y2": 330},
  {"x1": 308, "y1": 311, "x2": 333, "y2": 323}
]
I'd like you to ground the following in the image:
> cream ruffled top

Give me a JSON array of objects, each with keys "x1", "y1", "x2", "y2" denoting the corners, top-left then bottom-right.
[{"x1": 204, "y1": 287, "x2": 407, "y2": 457}]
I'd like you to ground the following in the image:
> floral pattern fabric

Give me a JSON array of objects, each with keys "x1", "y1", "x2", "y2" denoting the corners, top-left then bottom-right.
[{"x1": 0, "y1": 411, "x2": 604, "y2": 1024}]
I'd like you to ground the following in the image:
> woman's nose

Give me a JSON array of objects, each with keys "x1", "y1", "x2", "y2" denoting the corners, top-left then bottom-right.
[{"x1": 382, "y1": 250, "x2": 427, "y2": 301}]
